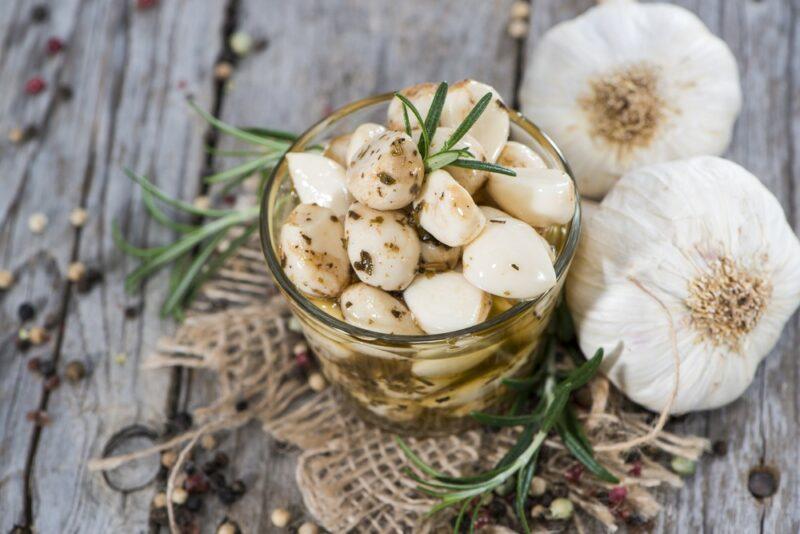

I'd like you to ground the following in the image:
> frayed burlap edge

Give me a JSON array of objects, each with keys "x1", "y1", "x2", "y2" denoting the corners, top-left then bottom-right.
[{"x1": 90, "y1": 237, "x2": 710, "y2": 533}]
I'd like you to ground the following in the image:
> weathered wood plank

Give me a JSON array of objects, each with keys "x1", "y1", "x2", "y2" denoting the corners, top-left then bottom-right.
[
  {"x1": 524, "y1": 1, "x2": 799, "y2": 532},
  {"x1": 179, "y1": 0, "x2": 522, "y2": 531},
  {"x1": 0, "y1": 0, "x2": 225, "y2": 531}
]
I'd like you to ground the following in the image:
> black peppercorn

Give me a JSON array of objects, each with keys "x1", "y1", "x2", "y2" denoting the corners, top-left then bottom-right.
[
  {"x1": 16, "y1": 338, "x2": 32, "y2": 351},
  {"x1": 218, "y1": 486, "x2": 238, "y2": 505},
  {"x1": 18, "y1": 302, "x2": 36, "y2": 322},
  {"x1": 229, "y1": 479, "x2": 246, "y2": 496},
  {"x1": 209, "y1": 472, "x2": 227, "y2": 490},
  {"x1": 234, "y1": 399, "x2": 248, "y2": 412},
  {"x1": 213, "y1": 451, "x2": 229, "y2": 468},
  {"x1": 38, "y1": 360, "x2": 56, "y2": 377},
  {"x1": 185, "y1": 493, "x2": 203, "y2": 512},
  {"x1": 57, "y1": 85, "x2": 73, "y2": 101},
  {"x1": 76, "y1": 268, "x2": 103, "y2": 294},
  {"x1": 712, "y1": 440, "x2": 728, "y2": 456},
  {"x1": 30, "y1": 5, "x2": 49, "y2": 22},
  {"x1": 124, "y1": 304, "x2": 141, "y2": 319}
]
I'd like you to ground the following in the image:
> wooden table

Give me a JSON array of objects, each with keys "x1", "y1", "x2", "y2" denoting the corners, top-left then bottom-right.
[{"x1": 0, "y1": 0, "x2": 796, "y2": 532}]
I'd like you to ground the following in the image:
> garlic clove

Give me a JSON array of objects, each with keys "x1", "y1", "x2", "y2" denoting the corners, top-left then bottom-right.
[
  {"x1": 487, "y1": 167, "x2": 575, "y2": 227},
  {"x1": 420, "y1": 240, "x2": 461, "y2": 271},
  {"x1": 441, "y1": 79, "x2": 510, "y2": 163},
  {"x1": 463, "y1": 216, "x2": 556, "y2": 300},
  {"x1": 308, "y1": 296, "x2": 344, "y2": 321},
  {"x1": 403, "y1": 271, "x2": 491, "y2": 334},
  {"x1": 429, "y1": 127, "x2": 489, "y2": 194},
  {"x1": 322, "y1": 133, "x2": 351, "y2": 167},
  {"x1": 340, "y1": 283, "x2": 423, "y2": 335},
  {"x1": 344, "y1": 202, "x2": 420, "y2": 291},
  {"x1": 479, "y1": 205, "x2": 511, "y2": 220},
  {"x1": 496, "y1": 140, "x2": 547, "y2": 170},
  {"x1": 411, "y1": 344, "x2": 497, "y2": 379},
  {"x1": 286, "y1": 153, "x2": 352, "y2": 218},
  {"x1": 346, "y1": 131, "x2": 424, "y2": 210},
  {"x1": 346, "y1": 122, "x2": 387, "y2": 166},
  {"x1": 413, "y1": 169, "x2": 486, "y2": 247},
  {"x1": 386, "y1": 82, "x2": 439, "y2": 131},
  {"x1": 279, "y1": 204, "x2": 350, "y2": 298}
]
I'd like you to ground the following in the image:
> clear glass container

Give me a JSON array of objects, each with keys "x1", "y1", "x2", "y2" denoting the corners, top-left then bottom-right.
[{"x1": 260, "y1": 93, "x2": 581, "y2": 435}]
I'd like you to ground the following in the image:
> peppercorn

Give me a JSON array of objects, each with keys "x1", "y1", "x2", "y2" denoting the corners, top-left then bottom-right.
[
  {"x1": 64, "y1": 360, "x2": 87, "y2": 383},
  {"x1": 57, "y1": 85, "x2": 73, "y2": 100},
  {"x1": 161, "y1": 450, "x2": 178, "y2": 468},
  {"x1": 136, "y1": 0, "x2": 159, "y2": 10},
  {"x1": 218, "y1": 486, "x2": 238, "y2": 505},
  {"x1": 607, "y1": 486, "x2": 628, "y2": 506},
  {"x1": 44, "y1": 375, "x2": 60, "y2": 391},
  {"x1": 25, "y1": 78, "x2": 46, "y2": 95},
  {"x1": 184, "y1": 473, "x2": 209, "y2": 494},
  {"x1": 229, "y1": 479, "x2": 246, "y2": 496},
  {"x1": 0, "y1": 270, "x2": 14, "y2": 290},
  {"x1": 16, "y1": 337, "x2": 32, "y2": 352},
  {"x1": 185, "y1": 493, "x2": 203, "y2": 512},
  {"x1": 124, "y1": 304, "x2": 141, "y2": 319},
  {"x1": 18, "y1": 302, "x2": 36, "y2": 322},
  {"x1": 564, "y1": 464, "x2": 584, "y2": 483},
  {"x1": 46, "y1": 37, "x2": 64, "y2": 55},
  {"x1": 152, "y1": 492, "x2": 168, "y2": 509},
  {"x1": 76, "y1": 267, "x2": 103, "y2": 293},
  {"x1": 29, "y1": 327, "x2": 49, "y2": 345},
  {"x1": 9, "y1": 525, "x2": 33, "y2": 534},
  {"x1": 26, "y1": 410, "x2": 50, "y2": 426},
  {"x1": 200, "y1": 434, "x2": 216, "y2": 450},
  {"x1": 270, "y1": 508, "x2": 291, "y2": 528},
  {"x1": 208, "y1": 471, "x2": 227, "y2": 489},
  {"x1": 184, "y1": 460, "x2": 197, "y2": 475},
  {"x1": 628, "y1": 460, "x2": 643, "y2": 477},
  {"x1": 27, "y1": 358, "x2": 41, "y2": 373},
  {"x1": 712, "y1": 440, "x2": 728, "y2": 456},
  {"x1": 171, "y1": 487, "x2": 188, "y2": 504},
  {"x1": 748, "y1": 467, "x2": 778, "y2": 499},
  {"x1": 30, "y1": 5, "x2": 49, "y2": 22},
  {"x1": 216, "y1": 521, "x2": 239, "y2": 534},
  {"x1": 234, "y1": 399, "x2": 248, "y2": 412}
]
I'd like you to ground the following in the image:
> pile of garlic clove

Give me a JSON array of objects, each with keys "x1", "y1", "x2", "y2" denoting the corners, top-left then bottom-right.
[{"x1": 278, "y1": 80, "x2": 576, "y2": 335}]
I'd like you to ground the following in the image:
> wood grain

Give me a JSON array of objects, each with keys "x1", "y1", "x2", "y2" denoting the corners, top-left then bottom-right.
[{"x1": 0, "y1": 0, "x2": 797, "y2": 532}]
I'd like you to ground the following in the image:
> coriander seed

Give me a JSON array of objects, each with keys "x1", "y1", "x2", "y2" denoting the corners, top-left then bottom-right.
[
  {"x1": 307, "y1": 372, "x2": 326, "y2": 392},
  {"x1": 29, "y1": 326, "x2": 49, "y2": 345},
  {"x1": 670, "y1": 456, "x2": 696, "y2": 476},
  {"x1": 28, "y1": 213, "x2": 48, "y2": 234},
  {"x1": 8, "y1": 127, "x2": 24, "y2": 143},
  {"x1": 171, "y1": 487, "x2": 188, "y2": 505},
  {"x1": 64, "y1": 360, "x2": 87, "y2": 383},
  {"x1": 507, "y1": 19, "x2": 528, "y2": 39},
  {"x1": 548, "y1": 498, "x2": 574, "y2": 520},
  {"x1": 216, "y1": 522, "x2": 238, "y2": 534},
  {"x1": 298, "y1": 522, "x2": 319, "y2": 534},
  {"x1": 529, "y1": 476, "x2": 546, "y2": 496},
  {"x1": 0, "y1": 270, "x2": 14, "y2": 289},
  {"x1": 152, "y1": 492, "x2": 167, "y2": 508},
  {"x1": 200, "y1": 434, "x2": 217, "y2": 450},
  {"x1": 214, "y1": 62, "x2": 234, "y2": 81},
  {"x1": 67, "y1": 262, "x2": 86, "y2": 282},
  {"x1": 69, "y1": 208, "x2": 88, "y2": 227},
  {"x1": 270, "y1": 507, "x2": 291, "y2": 528},
  {"x1": 161, "y1": 450, "x2": 178, "y2": 468}
]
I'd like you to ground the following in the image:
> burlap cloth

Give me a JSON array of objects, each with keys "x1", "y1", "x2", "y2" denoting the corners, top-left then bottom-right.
[{"x1": 96, "y1": 237, "x2": 709, "y2": 533}]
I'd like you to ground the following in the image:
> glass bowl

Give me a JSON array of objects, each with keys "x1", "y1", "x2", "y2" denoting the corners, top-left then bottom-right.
[{"x1": 260, "y1": 93, "x2": 580, "y2": 435}]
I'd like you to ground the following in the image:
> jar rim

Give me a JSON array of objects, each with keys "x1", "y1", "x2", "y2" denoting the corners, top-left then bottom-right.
[{"x1": 259, "y1": 92, "x2": 582, "y2": 345}]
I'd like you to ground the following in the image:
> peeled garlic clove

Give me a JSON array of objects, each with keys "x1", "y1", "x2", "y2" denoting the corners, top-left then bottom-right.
[
  {"x1": 520, "y1": 1, "x2": 741, "y2": 198},
  {"x1": 479, "y1": 205, "x2": 510, "y2": 220},
  {"x1": 286, "y1": 153, "x2": 352, "y2": 218},
  {"x1": 497, "y1": 141, "x2": 547, "y2": 170},
  {"x1": 386, "y1": 82, "x2": 439, "y2": 131},
  {"x1": 346, "y1": 131, "x2": 424, "y2": 210},
  {"x1": 413, "y1": 169, "x2": 486, "y2": 247},
  {"x1": 429, "y1": 127, "x2": 489, "y2": 194},
  {"x1": 463, "y1": 216, "x2": 556, "y2": 299},
  {"x1": 344, "y1": 202, "x2": 420, "y2": 291},
  {"x1": 420, "y1": 240, "x2": 461, "y2": 271},
  {"x1": 346, "y1": 122, "x2": 387, "y2": 166},
  {"x1": 323, "y1": 133, "x2": 351, "y2": 167},
  {"x1": 487, "y1": 168, "x2": 575, "y2": 227},
  {"x1": 411, "y1": 344, "x2": 497, "y2": 379},
  {"x1": 308, "y1": 296, "x2": 344, "y2": 321},
  {"x1": 403, "y1": 271, "x2": 491, "y2": 334},
  {"x1": 441, "y1": 79, "x2": 510, "y2": 163},
  {"x1": 339, "y1": 283, "x2": 423, "y2": 335},
  {"x1": 279, "y1": 204, "x2": 350, "y2": 298}
]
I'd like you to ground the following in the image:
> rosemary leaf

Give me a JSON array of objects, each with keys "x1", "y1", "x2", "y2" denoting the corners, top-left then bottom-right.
[
  {"x1": 442, "y1": 91, "x2": 492, "y2": 151},
  {"x1": 402, "y1": 104, "x2": 412, "y2": 137},
  {"x1": 203, "y1": 147, "x2": 266, "y2": 158},
  {"x1": 241, "y1": 126, "x2": 298, "y2": 142},
  {"x1": 557, "y1": 409, "x2": 619, "y2": 483},
  {"x1": 111, "y1": 221, "x2": 168, "y2": 258},
  {"x1": 394, "y1": 437, "x2": 448, "y2": 479},
  {"x1": 423, "y1": 82, "x2": 448, "y2": 148},
  {"x1": 450, "y1": 159, "x2": 517, "y2": 176},
  {"x1": 393, "y1": 93, "x2": 430, "y2": 159},
  {"x1": 453, "y1": 500, "x2": 471, "y2": 533},
  {"x1": 161, "y1": 230, "x2": 227, "y2": 317},
  {"x1": 142, "y1": 191, "x2": 195, "y2": 233},
  {"x1": 204, "y1": 153, "x2": 279, "y2": 184},
  {"x1": 515, "y1": 449, "x2": 539, "y2": 534},
  {"x1": 188, "y1": 99, "x2": 287, "y2": 149},
  {"x1": 124, "y1": 168, "x2": 234, "y2": 218},
  {"x1": 425, "y1": 149, "x2": 465, "y2": 172},
  {"x1": 469, "y1": 411, "x2": 543, "y2": 428}
]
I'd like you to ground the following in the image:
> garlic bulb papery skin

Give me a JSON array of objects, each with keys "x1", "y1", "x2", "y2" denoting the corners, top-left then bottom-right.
[
  {"x1": 567, "y1": 157, "x2": 800, "y2": 414},
  {"x1": 520, "y1": 0, "x2": 741, "y2": 199}
]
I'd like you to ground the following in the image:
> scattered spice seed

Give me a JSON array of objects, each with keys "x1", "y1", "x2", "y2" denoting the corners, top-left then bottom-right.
[
  {"x1": 670, "y1": 456, "x2": 696, "y2": 476},
  {"x1": 628, "y1": 459, "x2": 643, "y2": 477},
  {"x1": 270, "y1": 508, "x2": 291, "y2": 528},
  {"x1": 152, "y1": 492, "x2": 168, "y2": 509},
  {"x1": 607, "y1": 486, "x2": 628, "y2": 506},
  {"x1": 712, "y1": 440, "x2": 728, "y2": 456},
  {"x1": 30, "y1": 4, "x2": 49, "y2": 22},
  {"x1": 29, "y1": 326, "x2": 49, "y2": 345},
  {"x1": 0, "y1": 270, "x2": 14, "y2": 290},
  {"x1": 18, "y1": 302, "x2": 36, "y2": 322},
  {"x1": 8, "y1": 127, "x2": 24, "y2": 144},
  {"x1": 216, "y1": 522, "x2": 238, "y2": 534},
  {"x1": 28, "y1": 213, "x2": 48, "y2": 234},
  {"x1": 46, "y1": 37, "x2": 64, "y2": 55},
  {"x1": 297, "y1": 523, "x2": 318, "y2": 534},
  {"x1": 124, "y1": 304, "x2": 141, "y2": 319},
  {"x1": 564, "y1": 463, "x2": 584, "y2": 483},
  {"x1": 57, "y1": 85, "x2": 73, "y2": 100},
  {"x1": 185, "y1": 473, "x2": 210, "y2": 494},
  {"x1": 548, "y1": 498, "x2": 574, "y2": 520},
  {"x1": 528, "y1": 476, "x2": 546, "y2": 496},
  {"x1": 136, "y1": 0, "x2": 159, "y2": 10},
  {"x1": 171, "y1": 487, "x2": 189, "y2": 505},
  {"x1": 44, "y1": 375, "x2": 60, "y2": 391},
  {"x1": 234, "y1": 399, "x2": 248, "y2": 412},
  {"x1": 161, "y1": 450, "x2": 178, "y2": 468},
  {"x1": 27, "y1": 358, "x2": 41, "y2": 373},
  {"x1": 25, "y1": 77, "x2": 47, "y2": 95},
  {"x1": 214, "y1": 62, "x2": 234, "y2": 81},
  {"x1": 69, "y1": 208, "x2": 88, "y2": 227},
  {"x1": 64, "y1": 360, "x2": 87, "y2": 383},
  {"x1": 67, "y1": 262, "x2": 86, "y2": 282},
  {"x1": 510, "y1": 0, "x2": 530, "y2": 19},
  {"x1": 26, "y1": 410, "x2": 51, "y2": 426},
  {"x1": 193, "y1": 196, "x2": 210, "y2": 210},
  {"x1": 308, "y1": 372, "x2": 326, "y2": 392},
  {"x1": 114, "y1": 352, "x2": 127, "y2": 365},
  {"x1": 530, "y1": 504, "x2": 546, "y2": 518},
  {"x1": 185, "y1": 493, "x2": 203, "y2": 512},
  {"x1": 38, "y1": 360, "x2": 56, "y2": 377},
  {"x1": 200, "y1": 434, "x2": 217, "y2": 451},
  {"x1": 229, "y1": 31, "x2": 253, "y2": 56},
  {"x1": 16, "y1": 337, "x2": 32, "y2": 352},
  {"x1": 229, "y1": 479, "x2": 246, "y2": 496},
  {"x1": 76, "y1": 267, "x2": 103, "y2": 293},
  {"x1": 507, "y1": 18, "x2": 528, "y2": 39}
]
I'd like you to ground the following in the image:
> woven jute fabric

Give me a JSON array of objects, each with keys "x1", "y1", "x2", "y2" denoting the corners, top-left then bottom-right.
[{"x1": 137, "y1": 238, "x2": 709, "y2": 533}]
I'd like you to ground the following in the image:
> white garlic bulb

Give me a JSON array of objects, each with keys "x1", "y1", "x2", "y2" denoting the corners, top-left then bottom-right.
[
  {"x1": 567, "y1": 157, "x2": 800, "y2": 413},
  {"x1": 520, "y1": 0, "x2": 741, "y2": 198}
]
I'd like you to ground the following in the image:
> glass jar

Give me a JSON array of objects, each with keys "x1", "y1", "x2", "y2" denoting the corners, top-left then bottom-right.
[{"x1": 260, "y1": 93, "x2": 581, "y2": 435}]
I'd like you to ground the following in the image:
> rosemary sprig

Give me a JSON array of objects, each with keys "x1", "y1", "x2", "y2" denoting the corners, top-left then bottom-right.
[
  {"x1": 397, "y1": 307, "x2": 617, "y2": 532},
  {"x1": 393, "y1": 83, "x2": 516, "y2": 177}
]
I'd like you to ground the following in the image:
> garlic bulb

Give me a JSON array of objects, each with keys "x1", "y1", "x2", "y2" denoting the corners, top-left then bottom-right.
[
  {"x1": 520, "y1": 0, "x2": 741, "y2": 198},
  {"x1": 567, "y1": 157, "x2": 800, "y2": 413}
]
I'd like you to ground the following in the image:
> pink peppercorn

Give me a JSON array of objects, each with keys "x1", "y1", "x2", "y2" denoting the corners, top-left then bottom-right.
[
  {"x1": 46, "y1": 37, "x2": 64, "y2": 55},
  {"x1": 565, "y1": 464, "x2": 584, "y2": 483},
  {"x1": 628, "y1": 460, "x2": 643, "y2": 477},
  {"x1": 136, "y1": 0, "x2": 158, "y2": 9},
  {"x1": 184, "y1": 473, "x2": 210, "y2": 494},
  {"x1": 25, "y1": 77, "x2": 46, "y2": 95},
  {"x1": 608, "y1": 486, "x2": 628, "y2": 506}
]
